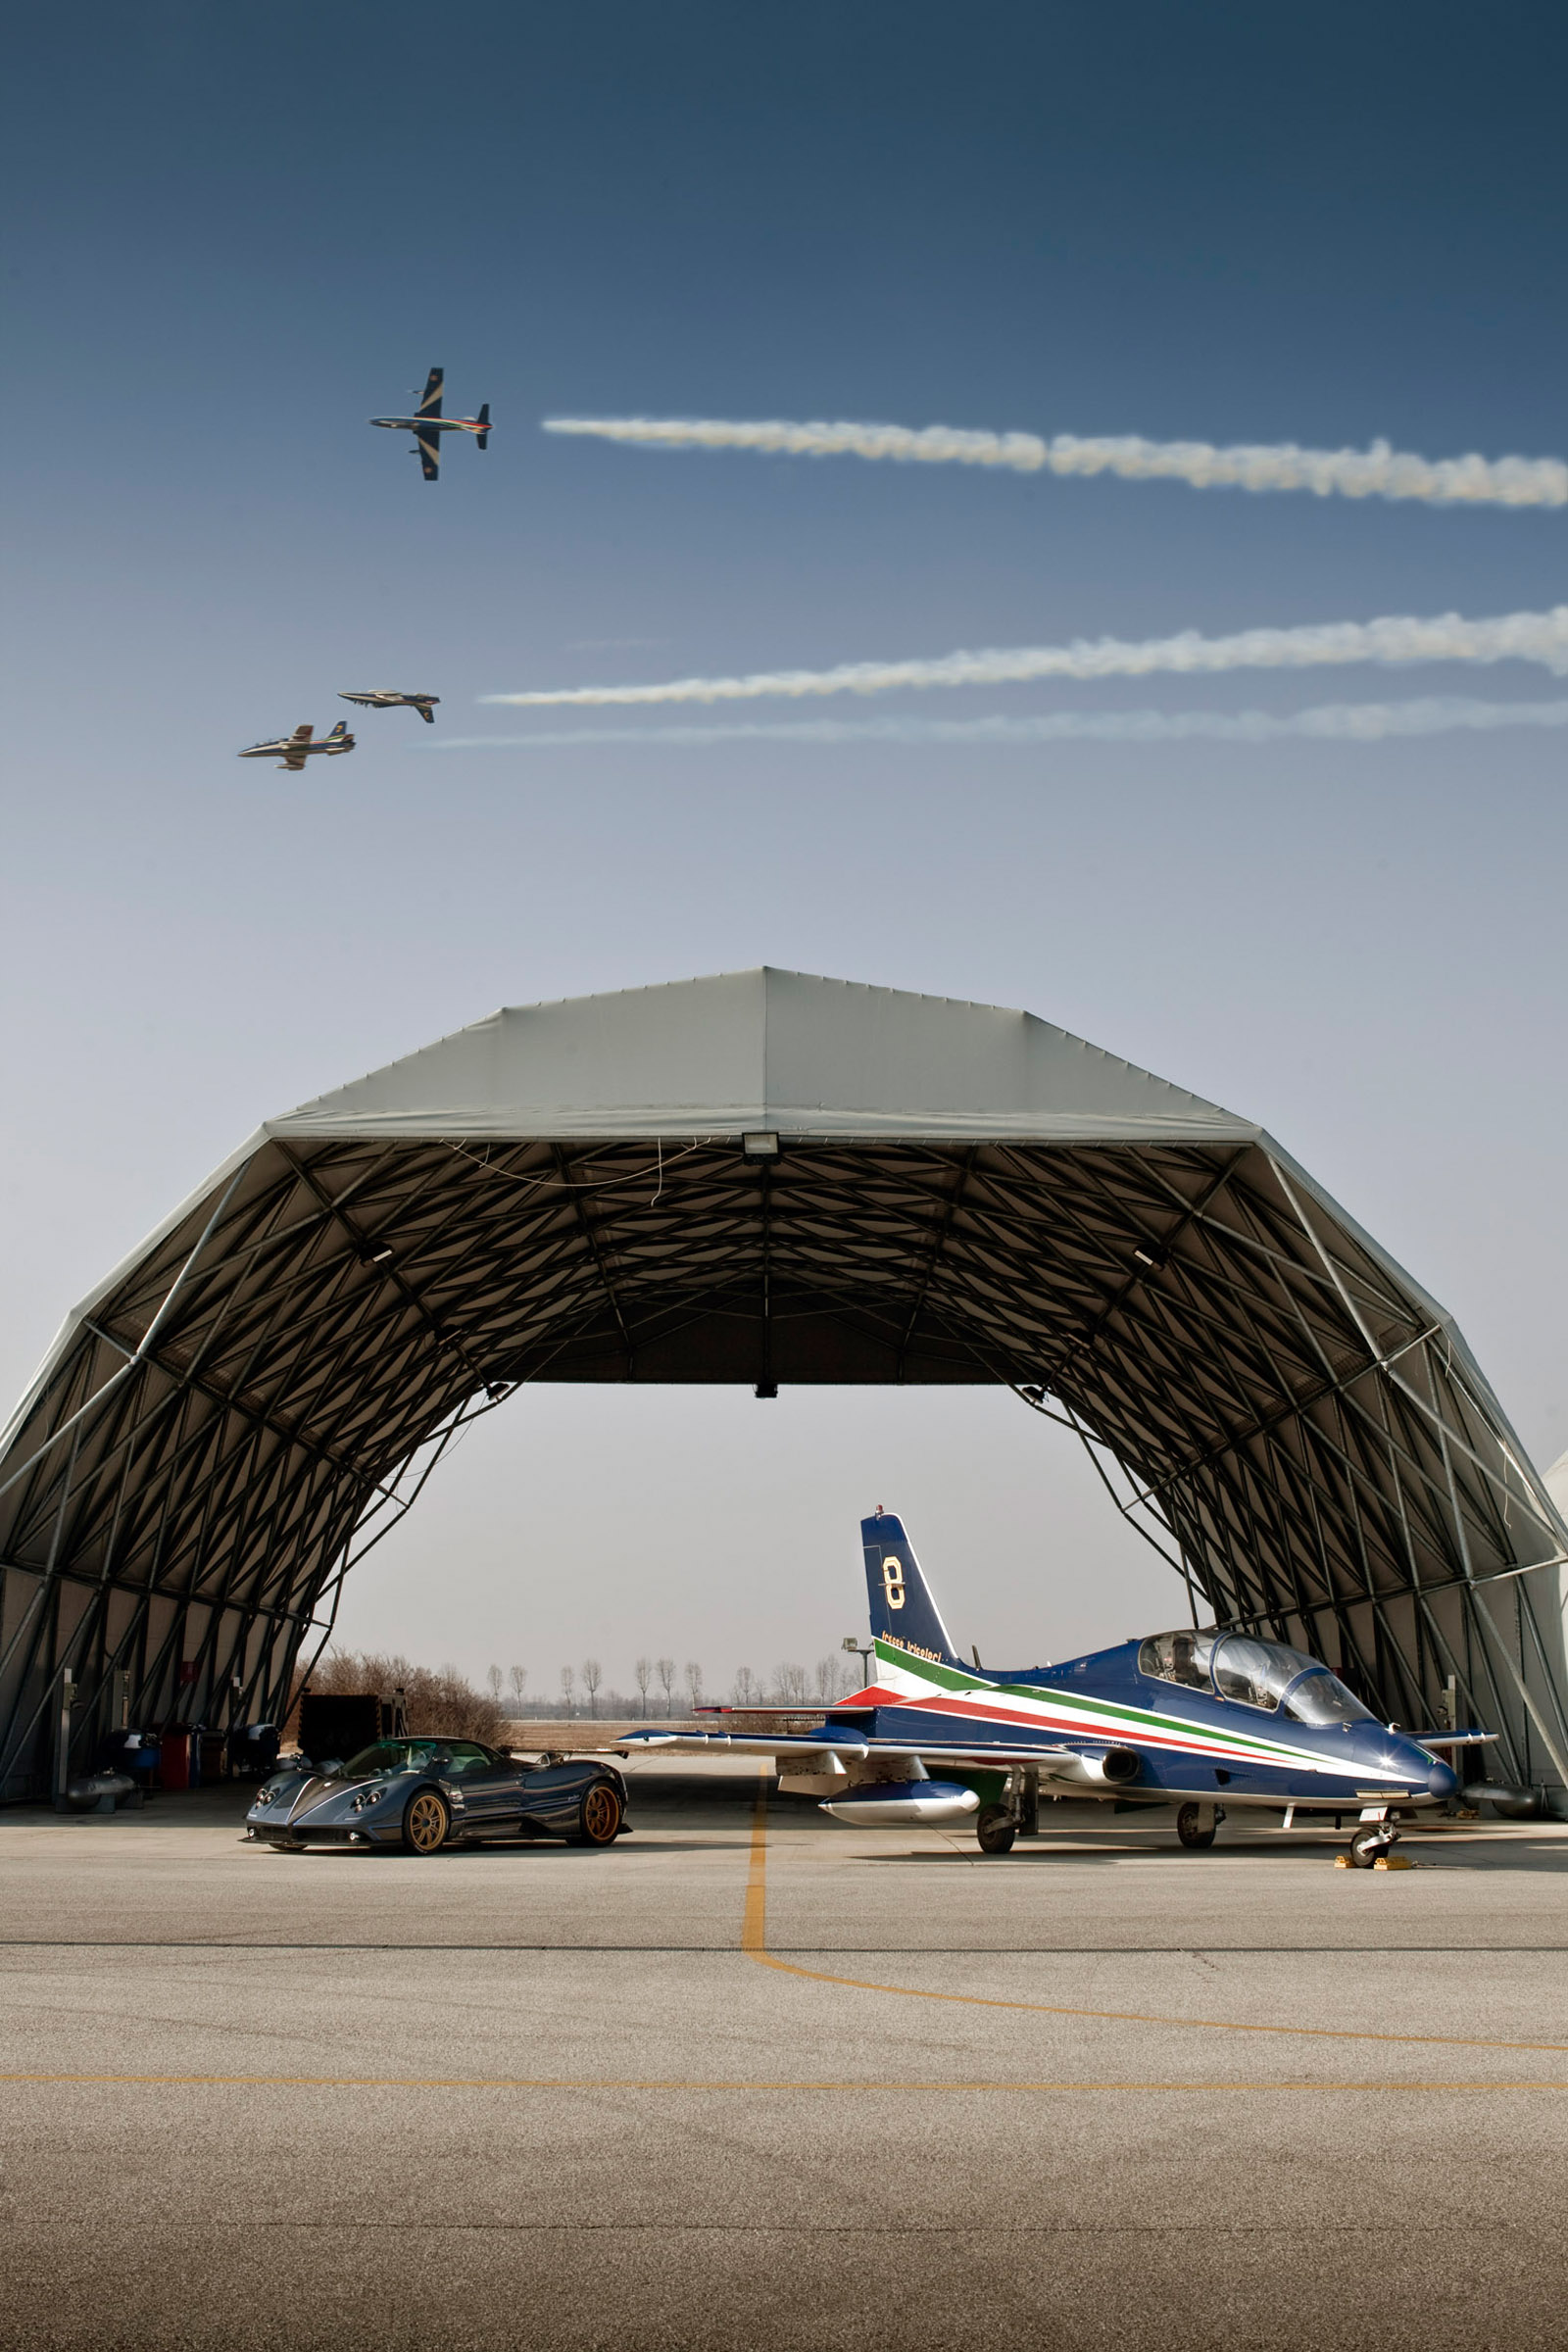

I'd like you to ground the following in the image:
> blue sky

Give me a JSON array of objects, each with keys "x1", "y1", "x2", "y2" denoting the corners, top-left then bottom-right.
[{"x1": 4, "y1": 4, "x2": 1565, "y2": 1692}]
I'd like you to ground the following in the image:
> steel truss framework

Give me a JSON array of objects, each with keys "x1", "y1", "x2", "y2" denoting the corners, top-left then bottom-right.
[{"x1": 3, "y1": 1112, "x2": 1567, "y2": 1801}]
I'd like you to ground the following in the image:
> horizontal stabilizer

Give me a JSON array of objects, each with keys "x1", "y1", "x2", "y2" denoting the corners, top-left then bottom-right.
[
  {"x1": 619, "y1": 1728, "x2": 870, "y2": 1760},
  {"x1": 694, "y1": 1703, "x2": 874, "y2": 1719}
]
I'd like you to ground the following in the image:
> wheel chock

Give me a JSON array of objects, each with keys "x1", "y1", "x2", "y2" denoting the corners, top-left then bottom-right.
[
  {"x1": 1373, "y1": 1854, "x2": 1416, "y2": 1870},
  {"x1": 1333, "y1": 1853, "x2": 1353, "y2": 1867}
]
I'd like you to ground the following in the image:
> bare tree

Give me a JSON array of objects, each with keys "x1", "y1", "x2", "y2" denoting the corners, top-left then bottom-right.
[
  {"x1": 732, "y1": 1665, "x2": 757, "y2": 1706},
  {"x1": 487, "y1": 1664, "x2": 504, "y2": 1702},
  {"x1": 581, "y1": 1658, "x2": 603, "y2": 1717},
  {"x1": 560, "y1": 1664, "x2": 575, "y2": 1715},
  {"x1": 772, "y1": 1661, "x2": 808, "y2": 1705},
  {"x1": 635, "y1": 1656, "x2": 653, "y2": 1711},
  {"x1": 814, "y1": 1655, "x2": 844, "y2": 1703},
  {"x1": 510, "y1": 1664, "x2": 527, "y2": 1709},
  {"x1": 684, "y1": 1660, "x2": 705, "y2": 1712},
  {"x1": 656, "y1": 1657, "x2": 677, "y2": 1718}
]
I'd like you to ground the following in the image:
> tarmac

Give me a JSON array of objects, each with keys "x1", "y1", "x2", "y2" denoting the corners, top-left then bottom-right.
[{"x1": 2, "y1": 1764, "x2": 1566, "y2": 2352}]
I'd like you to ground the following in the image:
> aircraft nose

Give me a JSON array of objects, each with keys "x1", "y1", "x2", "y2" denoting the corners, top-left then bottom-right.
[{"x1": 1426, "y1": 1756, "x2": 1458, "y2": 1800}]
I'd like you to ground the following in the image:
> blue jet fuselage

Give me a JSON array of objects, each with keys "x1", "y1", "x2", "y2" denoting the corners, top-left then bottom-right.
[
  {"x1": 825, "y1": 1635, "x2": 1456, "y2": 1811},
  {"x1": 369, "y1": 415, "x2": 486, "y2": 434}
]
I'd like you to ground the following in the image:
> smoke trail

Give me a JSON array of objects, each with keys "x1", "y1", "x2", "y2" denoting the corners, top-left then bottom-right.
[
  {"x1": 436, "y1": 697, "x2": 1568, "y2": 751},
  {"x1": 482, "y1": 607, "x2": 1568, "y2": 709},
  {"x1": 544, "y1": 415, "x2": 1568, "y2": 510}
]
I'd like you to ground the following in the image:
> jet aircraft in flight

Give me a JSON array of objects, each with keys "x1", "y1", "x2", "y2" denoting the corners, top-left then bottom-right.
[
  {"x1": 624, "y1": 1510, "x2": 1494, "y2": 1866},
  {"x1": 338, "y1": 690, "x2": 440, "y2": 724},
  {"x1": 237, "y1": 720, "x2": 355, "y2": 772},
  {"x1": 369, "y1": 368, "x2": 490, "y2": 481}
]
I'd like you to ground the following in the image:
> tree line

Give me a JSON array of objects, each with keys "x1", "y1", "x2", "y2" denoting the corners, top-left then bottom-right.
[{"x1": 307, "y1": 1649, "x2": 866, "y2": 1727}]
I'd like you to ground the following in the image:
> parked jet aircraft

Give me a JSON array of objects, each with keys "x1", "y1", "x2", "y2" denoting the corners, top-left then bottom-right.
[
  {"x1": 369, "y1": 368, "x2": 490, "y2": 481},
  {"x1": 338, "y1": 690, "x2": 440, "y2": 724},
  {"x1": 624, "y1": 1510, "x2": 1493, "y2": 1866},
  {"x1": 237, "y1": 720, "x2": 355, "y2": 772}
]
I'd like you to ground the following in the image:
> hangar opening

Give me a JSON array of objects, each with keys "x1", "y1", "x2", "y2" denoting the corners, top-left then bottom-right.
[{"x1": 2, "y1": 966, "x2": 1565, "y2": 1800}]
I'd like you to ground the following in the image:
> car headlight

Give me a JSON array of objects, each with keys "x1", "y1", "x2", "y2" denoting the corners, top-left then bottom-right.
[
  {"x1": 349, "y1": 1787, "x2": 382, "y2": 1812},
  {"x1": 254, "y1": 1787, "x2": 277, "y2": 1808}
]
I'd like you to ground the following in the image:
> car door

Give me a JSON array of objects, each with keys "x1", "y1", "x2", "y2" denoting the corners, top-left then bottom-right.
[
  {"x1": 440, "y1": 1742, "x2": 523, "y2": 1833},
  {"x1": 515, "y1": 1758, "x2": 595, "y2": 1834}
]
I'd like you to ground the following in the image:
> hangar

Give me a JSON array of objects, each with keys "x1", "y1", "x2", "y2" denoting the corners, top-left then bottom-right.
[{"x1": 2, "y1": 967, "x2": 1565, "y2": 1800}]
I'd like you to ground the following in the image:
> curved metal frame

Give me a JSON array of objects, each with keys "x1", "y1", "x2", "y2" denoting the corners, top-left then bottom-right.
[{"x1": 3, "y1": 1114, "x2": 1565, "y2": 1801}]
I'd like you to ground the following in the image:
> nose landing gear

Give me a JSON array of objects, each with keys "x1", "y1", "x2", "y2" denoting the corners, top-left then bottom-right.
[{"x1": 1347, "y1": 1821, "x2": 1398, "y2": 1867}]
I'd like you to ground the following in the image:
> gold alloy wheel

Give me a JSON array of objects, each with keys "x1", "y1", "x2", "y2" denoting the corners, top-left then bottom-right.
[
  {"x1": 579, "y1": 1782, "x2": 621, "y2": 1844},
  {"x1": 404, "y1": 1788, "x2": 450, "y2": 1855}
]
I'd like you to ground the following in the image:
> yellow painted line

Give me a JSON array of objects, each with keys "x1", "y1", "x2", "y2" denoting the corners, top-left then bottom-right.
[
  {"x1": 743, "y1": 1778, "x2": 1568, "y2": 2057},
  {"x1": 0, "y1": 2072, "x2": 1563, "y2": 2092},
  {"x1": 742, "y1": 1767, "x2": 770, "y2": 1953}
]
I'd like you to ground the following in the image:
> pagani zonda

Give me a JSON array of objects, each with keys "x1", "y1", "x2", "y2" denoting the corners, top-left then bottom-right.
[{"x1": 244, "y1": 1738, "x2": 627, "y2": 1854}]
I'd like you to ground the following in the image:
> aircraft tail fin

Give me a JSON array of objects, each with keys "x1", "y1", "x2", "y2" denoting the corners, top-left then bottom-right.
[
  {"x1": 860, "y1": 1511, "x2": 963, "y2": 1667},
  {"x1": 476, "y1": 404, "x2": 490, "y2": 450},
  {"x1": 326, "y1": 719, "x2": 350, "y2": 743}
]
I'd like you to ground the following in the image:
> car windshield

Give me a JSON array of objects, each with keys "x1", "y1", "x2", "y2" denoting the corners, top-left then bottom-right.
[
  {"x1": 341, "y1": 1739, "x2": 457, "y2": 1780},
  {"x1": 1281, "y1": 1670, "x2": 1376, "y2": 1728}
]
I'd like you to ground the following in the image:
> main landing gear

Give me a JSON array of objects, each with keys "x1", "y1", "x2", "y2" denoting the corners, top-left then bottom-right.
[
  {"x1": 975, "y1": 1805, "x2": 1016, "y2": 1855},
  {"x1": 973, "y1": 1766, "x2": 1041, "y2": 1854},
  {"x1": 1176, "y1": 1802, "x2": 1225, "y2": 1849}
]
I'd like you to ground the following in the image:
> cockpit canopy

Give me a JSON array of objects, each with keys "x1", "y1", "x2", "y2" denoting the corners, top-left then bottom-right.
[{"x1": 1138, "y1": 1631, "x2": 1375, "y2": 1726}]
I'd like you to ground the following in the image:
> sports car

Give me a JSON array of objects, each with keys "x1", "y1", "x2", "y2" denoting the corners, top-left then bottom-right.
[{"x1": 243, "y1": 1736, "x2": 628, "y2": 1854}]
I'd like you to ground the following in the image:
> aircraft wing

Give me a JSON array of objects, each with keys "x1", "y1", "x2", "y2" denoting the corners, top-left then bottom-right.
[
  {"x1": 416, "y1": 368, "x2": 443, "y2": 419},
  {"x1": 620, "y1": 1729, "x2": 1081, "y2": 1770},
  {"x1": 415, "y1": 431, "x2": 440, "y2": 481},
  {"x1": 282, "y1": 723, "x2": 312, "y2": 771}
]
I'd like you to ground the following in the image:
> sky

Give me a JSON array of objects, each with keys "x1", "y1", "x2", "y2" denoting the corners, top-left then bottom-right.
[{"x1": 3, "y1": 2, "x2": 1566, "y2": 1699}]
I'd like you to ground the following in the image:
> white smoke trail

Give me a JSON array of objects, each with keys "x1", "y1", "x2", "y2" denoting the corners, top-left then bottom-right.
[
  {"x1": 436, "y1": 697, "x2": 1568, "y2": 751},
  {"x1": 544, "y1": 414, "x2": 1568, "y2": 510},
  {"x1": 482, "y1": 607, "x2": 1568, "y2": 710}
]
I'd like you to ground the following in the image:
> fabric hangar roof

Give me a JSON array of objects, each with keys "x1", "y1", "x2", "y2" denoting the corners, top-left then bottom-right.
[
  {"x1": 270, "y1": 967, "x2": 1259, "y2": 1145},
  {"x1": 1, "y1": 968, "x2": 1564, "y2": 1800}
]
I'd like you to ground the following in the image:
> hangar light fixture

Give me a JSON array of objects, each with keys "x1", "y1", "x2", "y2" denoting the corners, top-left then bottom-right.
[{"x1": 743, "y1": 1131, "x2": 780, "y2": 1157}]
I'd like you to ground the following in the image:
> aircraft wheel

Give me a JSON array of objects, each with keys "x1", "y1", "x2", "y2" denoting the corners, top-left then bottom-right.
[
  {"x1": 401, "y1": 1788, "x2": 451, "y2": 1855},
  {"x1": 569, "y1": 1780, "x2": 623, "y2": 1846},
  {"x1": 1176, "y1": 1803, "x2": 1217, "y2": 1849},
  {"x1": 1348, "y1": 1825, "x2": 1389, "y2": 1869},
  {"x1": 975, "y1": 1805, "x2": 1016, "y2": 1855}
]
